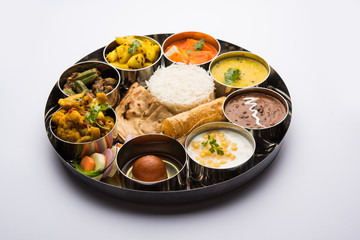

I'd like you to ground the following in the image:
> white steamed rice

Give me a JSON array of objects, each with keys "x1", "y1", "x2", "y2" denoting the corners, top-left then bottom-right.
[{"x1": 146, "y1": 63, "x2": 215, "y2": 114}]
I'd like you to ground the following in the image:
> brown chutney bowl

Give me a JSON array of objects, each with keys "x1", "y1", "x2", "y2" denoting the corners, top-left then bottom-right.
[{"x1": 223, "y1": 87, "x2": 290, "y2": 152}]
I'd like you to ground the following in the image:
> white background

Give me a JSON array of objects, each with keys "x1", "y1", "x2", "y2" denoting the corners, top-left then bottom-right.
[{"x1": 1, "y1": 0, "x2": 360, "y2": 239}]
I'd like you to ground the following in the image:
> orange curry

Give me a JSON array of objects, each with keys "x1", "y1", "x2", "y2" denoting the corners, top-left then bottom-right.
[{"x1": 165, "y1": 38, "x2": 218, "y2": 65}]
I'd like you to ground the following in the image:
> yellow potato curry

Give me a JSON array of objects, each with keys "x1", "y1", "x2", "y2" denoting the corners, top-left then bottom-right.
[{"x1": 106, "y1": 36, "x2": 160, "y2": 69}]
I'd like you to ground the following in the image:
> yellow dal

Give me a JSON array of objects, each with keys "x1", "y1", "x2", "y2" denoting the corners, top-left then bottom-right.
[{"x1": 211, "y1": 57, "x2": 269, "y2": 87}]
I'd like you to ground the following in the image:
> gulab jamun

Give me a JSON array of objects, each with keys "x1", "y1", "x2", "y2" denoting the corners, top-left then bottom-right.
[{"x1": 132, "y1": 155, "x2": 167, "y2": 182}]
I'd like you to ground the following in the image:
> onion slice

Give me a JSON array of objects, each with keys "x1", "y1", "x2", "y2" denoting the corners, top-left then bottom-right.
[{"x1": 101, "y1": 149, "x2": 115, "y2": 179}]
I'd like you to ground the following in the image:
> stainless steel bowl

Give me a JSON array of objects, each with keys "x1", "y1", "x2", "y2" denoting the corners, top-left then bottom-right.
[
  {"x1": 185, "y1": 122, "x2": 256, "y2": 188},
  {"x1": 223, "y1": 87, "x2": 290, "y2": 151},
  {"x1": 49, "y1": 108, "x2": 117, "y2": 161},
  {"x1": 209, "y1": 51, "x2": 270, "y2": 97},
  {"x1": 162, "y1": 31, "x2": 221, "y2": 69},
  {"x1": 103, "y1": 35, "x2": 162, "y2": 88},
  {"x1": 116, "y1": 134, "x2": 188, "y2": 191},
  {"x1": 58, "y1": 61, "x2": 121, "y2": 107}
]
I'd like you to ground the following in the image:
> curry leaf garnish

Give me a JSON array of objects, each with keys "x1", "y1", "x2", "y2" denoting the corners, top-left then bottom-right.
[
  {"x1": 224, "y1": 68, "x2": 241, "y2": 85},
  {"x1": 201, "y1": 135, "x2": 224, "y2": 155},
  {"x1": 194, "y1": 39, "x2": 205, "y2": 51},
  {"x1": 128, "y1": 40, "x2": 141, "y2": 54}
]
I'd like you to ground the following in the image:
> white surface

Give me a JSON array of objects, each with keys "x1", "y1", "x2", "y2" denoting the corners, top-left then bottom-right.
[{"x1": 1, "y1": 0, "x2": 360, "y2": 239}]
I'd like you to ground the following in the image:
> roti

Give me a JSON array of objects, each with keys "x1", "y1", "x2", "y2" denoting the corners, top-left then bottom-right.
[{"x1": 115, "y1": 82, "x2": 173, "y2": 142}]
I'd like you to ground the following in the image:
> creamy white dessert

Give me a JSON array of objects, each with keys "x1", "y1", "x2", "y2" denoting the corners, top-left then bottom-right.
[{"x1": 187, "y1": 129, "x2": 254, "y2": 169}]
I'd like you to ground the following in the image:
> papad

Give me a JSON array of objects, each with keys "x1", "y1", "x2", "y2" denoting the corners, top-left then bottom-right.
[{"x1": 161, "y1": 97, "x2": 226, "y2": 139}]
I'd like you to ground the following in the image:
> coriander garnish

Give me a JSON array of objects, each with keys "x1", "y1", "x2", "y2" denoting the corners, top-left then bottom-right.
[
  {"x1": 194, "y1": 39, "x2": 205, "y2": 51},
  {"x1": 128, "y1": 40, "x2": 141, "y2": 54},
  {"x1": 201, "y1": 135, "x2": 224, "y2": 155},
  {"x1": 224, "y1": 68, "x2": 241, "y2": 85},
  {"x1": 85, "y1": 103, "x2": 112, "y2": 126}
]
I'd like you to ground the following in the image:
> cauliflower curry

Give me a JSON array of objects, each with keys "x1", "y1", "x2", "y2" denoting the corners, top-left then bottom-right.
[{"x1": 52, "y1": 91, "x2": 115, "y2": 143}]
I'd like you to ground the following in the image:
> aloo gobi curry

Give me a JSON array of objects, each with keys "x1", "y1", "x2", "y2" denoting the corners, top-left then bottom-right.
[{"x1": 52, "y1": 91, "x2": 115, "y2": 143}]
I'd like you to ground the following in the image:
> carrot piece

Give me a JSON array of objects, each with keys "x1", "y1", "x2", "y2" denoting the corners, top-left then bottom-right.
[
  {"x1": 171, "y1": 39, "x2": 189, "y2": 50},
  {"x1": 179, "y1": 49, "x2": 190, "y2": 63},
  {"x1": 79, "y1": 144, "x2": 90, "y2": 159},
  {"x1": 189, "y1": 51, "x2": 211, "y2": 64},
  {"x1": 184, "y1": 38, "x2": 198, "y2": 50},
  {"x1": 167, "y1": 48, "x2": 189, "y2": 63},
  {"x1": 105, "y1": 136, "x2": 112, "y2": 148},
  {"x1": 166, "y1": 38, "x2": 217, "y2": 64},
  {"x1": 169, "y1": 52, "x2": 185, "y2": 63},
  {"x1": 80, "y1": 156, "x2": 95, "y2": 171},
  {"x1": 202, "y1": 43, "x2": 217, "y2": 53},
  {"x1": 94, "y1": 142, "x2": 99, "y2": 154}
]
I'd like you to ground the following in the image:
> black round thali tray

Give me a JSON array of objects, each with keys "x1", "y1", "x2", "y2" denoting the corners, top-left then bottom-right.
[{"x1": 44, "y1": 33, "x2": 292, "y2": 205}]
